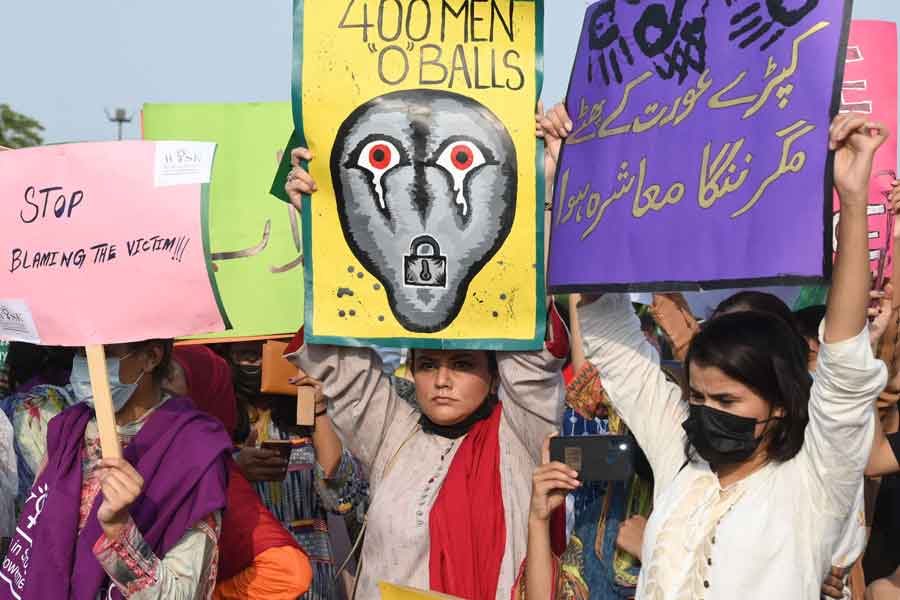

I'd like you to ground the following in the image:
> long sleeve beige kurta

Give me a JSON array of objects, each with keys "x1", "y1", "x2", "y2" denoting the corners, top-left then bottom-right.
[{"x1": 287, "y1": 343, "x2": 564, "y2": 599}]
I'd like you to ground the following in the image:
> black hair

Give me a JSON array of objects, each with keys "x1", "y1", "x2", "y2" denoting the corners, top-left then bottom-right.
[
  {"x1": 6, "y1": 343, "x2": 76, "y2": 392},
  {"x1": 124, "y1": 339, "x2": 173, "y2": 384},
  {"x1": 712, "y1": 291, "x2": 799, "y2": 332},
  {"x1": 713, "y1": 289, "x2": 815, "y2": 364},
  {"x1": 794, "y1": 305, "x2": 827, "y2": 343},
  {"x1": 220, "y1": 342, "x2": 306, "y2": 441},
  {"x1": 685, "y1": 311, "x2": 812, "y2": 463}
]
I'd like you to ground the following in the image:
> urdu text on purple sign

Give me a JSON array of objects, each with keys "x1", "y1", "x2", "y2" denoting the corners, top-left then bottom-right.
[{"x1": 548, "y1": 0, "x2": 851, "y2": 292}]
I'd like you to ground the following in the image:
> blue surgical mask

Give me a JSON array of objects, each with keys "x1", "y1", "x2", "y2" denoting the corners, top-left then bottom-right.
[{"x1": 69, "y1": 353, "x2": 145, "y2": 413}]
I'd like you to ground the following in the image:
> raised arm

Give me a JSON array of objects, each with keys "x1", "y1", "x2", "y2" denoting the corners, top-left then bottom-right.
[
  {"x1": 284, "y1": 335, "x2": 417, "y2": 472},
  {"x1": 803, "y1": 114, "x2": 890, "y2": 512},
  {"x1": 649, "y1": 293, "x2": 700, "y2": 362},
  {"x1": 825, "y1": 114, "x2": 889, "y2": 343},
  {"x1": 496, "y1": 304, "x2": 567, "y2": 464},
  {"x1": 578, "y1": 294, "x2": 687, "y2": 492}
]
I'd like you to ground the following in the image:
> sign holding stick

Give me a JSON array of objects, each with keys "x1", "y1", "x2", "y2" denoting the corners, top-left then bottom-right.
[
  {"x1": 297, "y1": 385, "x2": 315, "y2": 428},
  {"x1": 548, "y1": 0, "x2": 853, "y2": 292},
  {"x1": 85, "y1": 345, "x2": 122, "y2": 459}
]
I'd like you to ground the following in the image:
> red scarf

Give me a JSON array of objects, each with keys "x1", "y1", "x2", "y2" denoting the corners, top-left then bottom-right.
[
  {"x1": 428, "y1": 402, "x2": 506, "y2": 599},
  {"x1": 217, "y1": 459, "x2": 302, "y2": 581},
  {"x1": 173, "y1": 345, "x2": 238, "y2": 437}
]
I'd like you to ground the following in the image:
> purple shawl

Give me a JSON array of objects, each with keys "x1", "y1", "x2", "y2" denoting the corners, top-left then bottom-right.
[{"x1": 0, "y1": 396, "x2": 230, "y2": 600}]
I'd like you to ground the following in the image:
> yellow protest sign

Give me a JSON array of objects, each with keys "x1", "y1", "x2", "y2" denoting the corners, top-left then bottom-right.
[
  {"x1": 378, "y1": 582, "x2": 464, "y2": 599},
  {"x1": 277, "y1": 0, "x2": 545, "y2": 350}
]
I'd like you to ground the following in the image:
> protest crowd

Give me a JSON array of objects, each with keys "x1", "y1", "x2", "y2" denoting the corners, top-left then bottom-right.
[{"x1": 5, "y1": 2, "x2": 900, "y2": 600}]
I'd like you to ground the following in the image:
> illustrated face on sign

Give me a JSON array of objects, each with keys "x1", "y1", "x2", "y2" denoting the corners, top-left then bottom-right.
[{"x1": 331, "y1": 90, "x2": 517, "y2": 333}]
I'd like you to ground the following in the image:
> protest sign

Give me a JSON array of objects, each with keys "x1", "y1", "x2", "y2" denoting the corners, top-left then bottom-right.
[
  {"x1": 277, "y1": 0, "x2": 546, "y2": 350},
  {"x1": 832, "y1": 20, "x2": 898, "y2": 290},
  {"x1": 548, "y1": 0, "x2": 853, "y2": 292},
  {"x1": 379, "y1": 582, "x2": 463, "y2": 599},
  {"x1": 1, "y1": 141, "x2": 228, "y2": 346},
  {"x1": 143, "y1": 102, "x2": 304, "y2": 342}
]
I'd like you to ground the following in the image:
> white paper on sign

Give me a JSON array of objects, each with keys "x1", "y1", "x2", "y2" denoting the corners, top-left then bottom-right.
[
  {"x1": 0, "y1": 299, "x2": 41, "y2": 344},
  {"x1": 153, "y1": 141, "x2": 216, "y2": 188}
]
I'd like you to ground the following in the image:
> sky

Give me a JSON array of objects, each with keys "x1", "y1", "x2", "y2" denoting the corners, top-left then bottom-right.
[{"x1": 3, "y1": 0, "x2": 898, "y2": 144}]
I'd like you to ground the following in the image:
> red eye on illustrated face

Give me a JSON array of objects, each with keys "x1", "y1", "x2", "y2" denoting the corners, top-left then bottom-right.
[
  {"x1": 450, "y1": 144, "x2": 474, "y2": 170},
  {"x1": 369, "y1": 144, "x2": 393, "y2": 170}
]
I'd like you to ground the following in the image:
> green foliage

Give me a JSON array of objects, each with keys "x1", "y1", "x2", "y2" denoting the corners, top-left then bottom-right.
[{"x1": 0, "y1": 104, "x2": 44, "y2": 148}]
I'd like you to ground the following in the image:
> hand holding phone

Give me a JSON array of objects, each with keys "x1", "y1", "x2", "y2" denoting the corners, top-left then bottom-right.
[
  {"x1": 261, "y1": 440, "x2": 294, "y2": 461},
  {"x1": 549, "y1": 434, "x2": 636, "y2": 482},
  {"x1": 236, "y1": 432, "x2": 291, "y2": 482}
]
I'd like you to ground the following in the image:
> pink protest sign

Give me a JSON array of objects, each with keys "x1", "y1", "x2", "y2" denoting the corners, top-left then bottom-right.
[
  {"x1": 833, "y1": 21, "x2": 899, "y2": 287},
  {"x1": 0, "y1": 141, "x2": 229, "y2": 345}
]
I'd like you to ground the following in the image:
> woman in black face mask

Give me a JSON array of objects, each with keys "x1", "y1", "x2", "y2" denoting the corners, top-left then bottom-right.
[
  {"x1": 226, "y1": 341, "x2": 369, "y2": 600},
  {"x1": 571, "y1": 114, "x2": 891, "y2": 599}
]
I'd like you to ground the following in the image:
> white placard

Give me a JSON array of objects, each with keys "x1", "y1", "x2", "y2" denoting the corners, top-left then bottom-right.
[
  {"x1": 153, "y1": 141, "x2": 216, "y2": 188},
  {"x1": 0, "y1": 299, "x2": 41, "y2": 344}
]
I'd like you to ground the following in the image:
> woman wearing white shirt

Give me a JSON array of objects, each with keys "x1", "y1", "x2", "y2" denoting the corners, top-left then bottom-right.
[{"x1": 527, "y1": 114, "x2": 890, "y2": 600}]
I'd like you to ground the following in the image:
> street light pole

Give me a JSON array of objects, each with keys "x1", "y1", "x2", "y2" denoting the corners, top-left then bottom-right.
[{"x1": 105, "y1": 108, "x2": 133, "y2": 140}]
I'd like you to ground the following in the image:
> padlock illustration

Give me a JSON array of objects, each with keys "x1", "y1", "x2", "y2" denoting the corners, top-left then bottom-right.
[{"x1": 404, "y1": 235, "x2": 448, "y2": 288}]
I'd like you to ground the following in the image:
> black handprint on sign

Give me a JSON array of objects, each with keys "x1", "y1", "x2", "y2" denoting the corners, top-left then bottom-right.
[
  {"x1": 633, "y1": 0, "x2": 710, "y2": 85},
  {"x1": 587, "y1": 0, "x2": 636, "y2": 86},
  {"x1": 726, "y1": 0, "x2": 819, "y2": 51}
]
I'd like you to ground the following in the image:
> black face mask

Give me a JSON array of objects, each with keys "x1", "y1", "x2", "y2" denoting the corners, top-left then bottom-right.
[
  {"x1": 682, "y1": 403, "x2": 779, "y2": 465},
  {"x1": 233, "y1": 365, "x2": 262, "y2": 400}
]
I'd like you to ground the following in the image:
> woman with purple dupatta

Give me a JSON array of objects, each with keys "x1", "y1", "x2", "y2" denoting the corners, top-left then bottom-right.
[{"x1": 0, "y1": 339, "x2": 232, "y2": 600}]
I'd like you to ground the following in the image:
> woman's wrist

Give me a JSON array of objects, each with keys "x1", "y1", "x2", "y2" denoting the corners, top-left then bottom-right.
[
  {"x1": 529, "y1": 511, "x2": 554, "y2": 526},
  {"x1": 837, "y1": 197, "x2": 870, "y2": 220},
  {"x1": 98, "y1": 513, "x2": 130, "y2": 542}
]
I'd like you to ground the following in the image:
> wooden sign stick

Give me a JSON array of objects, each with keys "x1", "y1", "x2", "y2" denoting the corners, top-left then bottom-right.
[{"x1": 85, "y1": 345, "x2": 123, "y2": 458}]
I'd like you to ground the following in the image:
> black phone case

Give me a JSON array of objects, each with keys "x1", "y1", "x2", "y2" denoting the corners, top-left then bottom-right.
[
  {"x1": 261, "y1": 441, "x2": 294, "y2": 460},
  {"x1": 549, "y1": 435, "x2": 636, "y2": 482}
]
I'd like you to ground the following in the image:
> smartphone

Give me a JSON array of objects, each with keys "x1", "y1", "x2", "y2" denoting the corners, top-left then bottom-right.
[
  {"x1": 549, "y1": 434, "x2": 635, "y2": 482},
  {"x1": 261, "y1": 440, "x2": 294, "y2": 462}
]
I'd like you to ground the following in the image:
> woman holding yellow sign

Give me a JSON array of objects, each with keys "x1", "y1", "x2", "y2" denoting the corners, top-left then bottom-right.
[{"x1": 284, "y1": 144, "x2": 567, "y2": 600}]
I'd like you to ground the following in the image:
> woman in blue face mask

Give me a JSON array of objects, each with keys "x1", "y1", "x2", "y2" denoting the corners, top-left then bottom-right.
[
  {"x1": 0, "y1": 340, "x2": 232, "y2": 600},
  {"x1": 526, "y1": 113, "x2": 891, "y2": 600}
]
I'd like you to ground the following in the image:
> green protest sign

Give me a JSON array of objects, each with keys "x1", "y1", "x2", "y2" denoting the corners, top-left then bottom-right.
[{"x1": 143, "y1": 102, "x2": 303, "y2": 341}]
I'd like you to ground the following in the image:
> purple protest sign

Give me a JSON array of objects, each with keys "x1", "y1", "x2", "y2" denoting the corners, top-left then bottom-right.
[{"x1": 547, "y1": 0, "x2": 852, "y2": 292}]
